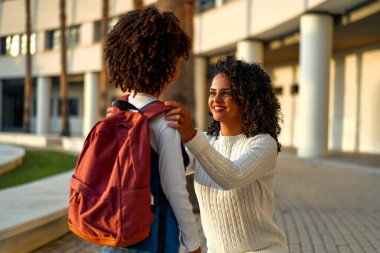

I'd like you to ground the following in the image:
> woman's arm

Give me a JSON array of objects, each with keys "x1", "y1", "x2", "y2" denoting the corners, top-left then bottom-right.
[
  {"x1": 165, "y1": 101, "x2": 277, "y2": 190},
  {"x1": 185, "y1": 130, "x2": 277, "y2": 190}
]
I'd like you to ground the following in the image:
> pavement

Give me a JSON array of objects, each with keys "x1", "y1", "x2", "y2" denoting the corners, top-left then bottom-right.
[{"x1": 1, "y1": 144, "x2": 380, "y2": 253}]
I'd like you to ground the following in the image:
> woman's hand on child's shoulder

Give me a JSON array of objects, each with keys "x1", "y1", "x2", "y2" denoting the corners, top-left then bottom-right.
[{"x1": 165, "y1": 101, "x2": 196, "y2": 142}]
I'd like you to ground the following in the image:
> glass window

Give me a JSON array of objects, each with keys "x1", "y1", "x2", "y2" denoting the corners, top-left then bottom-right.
[
  {"x1": 46, "y1": 26, "x2": 81, "y2": 50},
  {"x1": 0, "y1": 33, "x2": 36, "y2": 56},
  {"x1": 46, "y1": 29, "x2": 60, "y2": 49},
  {"x1": 0, "y1": 37, "x2": 6, "y2": 55},
  {"x1": 291, "y1": 84, "x2": 299, "y2": 95},
  {"x1": 68, "y1": 25, "x2": 80, "y2": 47},
  {"x1": 93, "y1": 16, "x2": 119, "y2": 42},
  {"x1": 58, "y1": 98, "x2": 79, "y2": 116},
  {"x1": 21, "y1": 33, "x2": 36, "y2": 55},
  {"x1": 274, "y1": 86, "x2": 283, "y2": 95},
  {"x1": 198, "y1": 0, "x2": 215, "y2": 12},
  {"x1": 9, "y1": 34, "x2": 20, "y2": 56}
]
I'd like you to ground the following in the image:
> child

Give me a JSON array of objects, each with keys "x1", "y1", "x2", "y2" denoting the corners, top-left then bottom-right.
[{"x1": 102, "y1": 7, "x2": 201, "y2": 253}]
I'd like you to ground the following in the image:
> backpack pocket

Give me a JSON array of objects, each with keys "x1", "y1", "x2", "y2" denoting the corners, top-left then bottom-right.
[
  {"x1": 121, "y1": 187, "x2": 155, "y2": 243},
  {"x1": 68, "y1": 176, "x2": 117, "y2": 238}
]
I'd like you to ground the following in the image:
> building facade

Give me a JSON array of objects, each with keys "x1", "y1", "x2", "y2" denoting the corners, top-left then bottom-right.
[
  {"x1": 0, "y1": 0, "x2": 379, "y2": 157},
  {"x1": 0, "y1": 0, "x2": 138, "y2": 136},
  {"x1": 193, "y1": 0, "x2": 380, "y2": 157}
]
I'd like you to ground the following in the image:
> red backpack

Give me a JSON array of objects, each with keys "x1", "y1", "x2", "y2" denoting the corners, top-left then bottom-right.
[{"x1": 67, "y1": 95, "x2": 173, "y2": 247}]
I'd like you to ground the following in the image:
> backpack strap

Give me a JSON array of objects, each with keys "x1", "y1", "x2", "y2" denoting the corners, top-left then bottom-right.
[{"x1": 114, "y1": 95, "x2": 174, "y2": 120}]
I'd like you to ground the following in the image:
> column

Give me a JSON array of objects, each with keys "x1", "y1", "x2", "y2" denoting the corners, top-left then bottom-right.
[
  {"x1": 298, "y1": 13, "x2": 333, "y2": 158},
  {"x1": 36, "y1": 77, "x2": 51, "y2": 134},
  {"x1": 216, "y1": 0, "x2": 224, "y2": 8},
  {"x1": 236, "y1": 40, "x2": 263, "y2": 64},
  {"x1": 83, "y1": 72, "x2": 99, "y2": 137},
  {"x1": 194, "y1": 57, "x2": 209, "y2": 131}
]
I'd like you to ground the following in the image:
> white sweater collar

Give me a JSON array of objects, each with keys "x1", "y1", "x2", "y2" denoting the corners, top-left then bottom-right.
[{"x1": 218, "y1": 132, "x2": 246, "y2": 144}]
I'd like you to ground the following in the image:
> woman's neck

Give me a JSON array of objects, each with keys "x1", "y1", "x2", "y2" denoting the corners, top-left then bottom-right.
[{"x1": 220, "y1": 123, "x2": 243, "y2": 136}]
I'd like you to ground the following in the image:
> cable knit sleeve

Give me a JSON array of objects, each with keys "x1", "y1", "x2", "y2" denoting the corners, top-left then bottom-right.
[{"x1": 185, "y1": 130, "x2": 278, "y2": 190}]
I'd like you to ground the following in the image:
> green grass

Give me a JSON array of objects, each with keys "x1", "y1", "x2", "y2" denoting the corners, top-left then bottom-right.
[{"x1": 0, "y1": 150, "x2": 77, "y2": 189}]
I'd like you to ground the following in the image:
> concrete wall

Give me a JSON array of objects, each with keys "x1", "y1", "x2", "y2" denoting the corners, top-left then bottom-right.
[{"x1": 193, "y1": 0, "x2": 367, "y2": 55}]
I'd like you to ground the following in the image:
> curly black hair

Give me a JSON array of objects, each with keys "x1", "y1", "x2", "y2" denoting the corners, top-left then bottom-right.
[
  {"x1": 105, "y1": 7, "x2": 191, "y2": 94},
  {"x1": 207, "y1": 56, "x2": 283, "y2": 152}
]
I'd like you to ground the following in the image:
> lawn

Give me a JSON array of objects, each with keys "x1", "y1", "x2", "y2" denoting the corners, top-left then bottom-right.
[{"x1": 0, "y1": 150, "x2": 78, "y2": 189}]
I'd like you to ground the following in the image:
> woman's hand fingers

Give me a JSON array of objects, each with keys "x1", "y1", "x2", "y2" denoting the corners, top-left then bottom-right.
[
  {"x1": 166, "y1": 114, "x2": 184, "y2": 123},
  {"x1": 165, "y1": 101, "x2": 191, "y2": 118},
  {"x1": 164, "y1": 100, "x2": 182, "y2": 108},
  {"x1": 165, "y1": 107, "x2": 183, "y2": 117},
  {"x1": 165, "y1": 101, "x2": 196, "y2": 142},
  {"x1": 106, "y1": 106, "x2": 115, "y2": 118}
]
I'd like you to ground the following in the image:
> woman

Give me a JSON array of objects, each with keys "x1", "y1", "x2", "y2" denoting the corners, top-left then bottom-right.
[{"x1": 165, "y1": 56, "x2": 288, "y2": 253}]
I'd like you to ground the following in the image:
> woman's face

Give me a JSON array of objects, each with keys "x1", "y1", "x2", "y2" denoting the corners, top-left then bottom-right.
[{"x1": 208, "y1": 74, "x2": 242, "y2": 128}]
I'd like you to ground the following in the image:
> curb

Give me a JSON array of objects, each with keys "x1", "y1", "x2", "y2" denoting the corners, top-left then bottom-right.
[
  {"x1": 0, "y1": 172, "x2": 72, "y2": 253},
  {"x1": 0, "y1": 144, "x2": 25, "y2": 176}
]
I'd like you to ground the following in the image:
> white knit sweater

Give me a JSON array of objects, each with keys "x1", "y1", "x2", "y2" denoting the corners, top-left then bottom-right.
[{"x1": 185, "y1": 131, "x2": 288, "y2": 253}]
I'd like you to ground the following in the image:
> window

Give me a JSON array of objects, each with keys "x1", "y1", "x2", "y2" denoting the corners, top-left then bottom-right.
[
  {"x1": 46, "y1": 26, "x2": 81, "y2": 50},
  {"x1": 68, "y1": 26, "x2": 80, "y2": 47},
  {"x1": 291, "y1": 84, "x2": 299, "y2": 95},
  {"x1": 93, "y1": 17, "x2": 119, "y2": 42},
  {"x1": 58, "y1": 98, "x2": 79, "y2": 116},
  {"x1": 0, "y1": 37, "x2": 7, "y2": 55},
  {"x1": 274, "y1": 86, "x2": 283, "y2": 95},
  {"x1": 0, "y1": 33, "x2": 36, "y2": 56},
  {"x1": 198, "y1": 0, "x2": 216, "y2": 12},
  {"x1": 46, "y1": 29, "x2": 60, "y2": 49}
]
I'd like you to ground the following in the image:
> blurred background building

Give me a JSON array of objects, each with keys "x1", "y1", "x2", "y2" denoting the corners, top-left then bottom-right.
[{"x1": 0, "y1": 0, "x2": 379, "y2": 158}]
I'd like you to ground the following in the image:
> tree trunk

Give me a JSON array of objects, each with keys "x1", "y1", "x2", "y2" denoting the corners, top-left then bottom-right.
[
  {"x1": 59, "y1": 0, "x2": 70, "y2": 136},
  {"x1": 156, "y1": 0, "x2": 198, "y2": 212},
  {"x1": 99, "y1": 0, "x2": 109, "y2": 116},
  {"x1": 23, "y1": 0, "x2": 32, "y2": 132},
  {"x1": 133, "y1": 0, "x2": 143, "y2": 9},
  {"x1": 156, "y1": 0, "x2": 195, "y2": 114}
]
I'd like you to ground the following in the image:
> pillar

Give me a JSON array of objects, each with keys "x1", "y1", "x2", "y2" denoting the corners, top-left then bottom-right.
[
  {"x1": 194, "y1": 57, "x2": 209, "y2": 131},
  {"x1": 298, "y1": 13, "x2": 333, "y2": 158},
  {"x1": 236, "y1": 40, "x2": 264, "y2": 64},
  {"x1": 83, "y1": 72, "x2": 99, "y2": 137},
  {"x1": 36, "y1": 77, "x2": 51, "y2": 134},
  {"x1": 216, "y1": 0, "x2": 223, "y2": 8}
]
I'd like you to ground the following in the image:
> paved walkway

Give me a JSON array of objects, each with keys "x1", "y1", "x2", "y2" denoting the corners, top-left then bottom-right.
[{"x1": 32, "y1": 152, "x2": 380, "y2": 253}]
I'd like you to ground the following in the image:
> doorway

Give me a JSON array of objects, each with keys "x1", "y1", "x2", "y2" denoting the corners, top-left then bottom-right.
[{"x1": 1, "y1": 79, "x2": 24, "y2": 132}]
